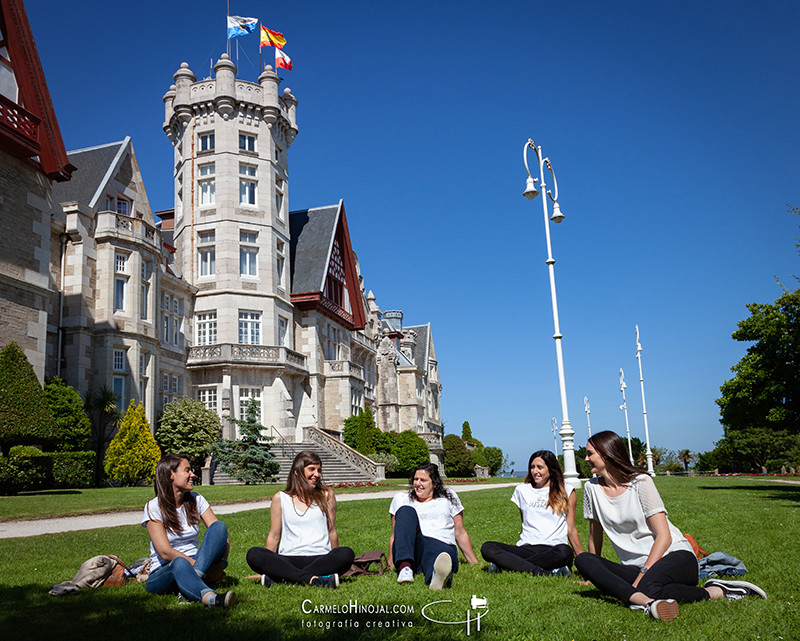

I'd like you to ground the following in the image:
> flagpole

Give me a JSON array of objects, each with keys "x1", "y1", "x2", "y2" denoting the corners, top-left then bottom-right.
[
  {"x1": 226, "y1": 0, "x2": 231, "y2": 56},
  {"x1": 258, "y1": 23, "x2": 262, "y2": 72}
]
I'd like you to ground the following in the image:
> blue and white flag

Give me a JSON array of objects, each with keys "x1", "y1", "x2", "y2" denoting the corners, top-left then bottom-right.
[{"x1": 227, "y1": 16, "x2": 258, "y2": 39}]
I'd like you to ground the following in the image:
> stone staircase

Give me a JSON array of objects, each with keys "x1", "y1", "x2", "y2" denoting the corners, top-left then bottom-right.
[{"x1": 210, "y1": 441, "x2": 374, "y2": 485}]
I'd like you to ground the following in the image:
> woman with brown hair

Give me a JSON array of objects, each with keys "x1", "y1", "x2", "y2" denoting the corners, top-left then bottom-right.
[
  {"x1": 142, "y1": 454, "x2": 234, "y2": 607},
  {"x1": 575, "y1": 430, "x2": 766, "y2": 622},
  {"x1": 246, "y1": 450, "x2": 354, "y2": 587},
  {"x1": 481, "y1": 450, "x2": 582, "y2": 575}
]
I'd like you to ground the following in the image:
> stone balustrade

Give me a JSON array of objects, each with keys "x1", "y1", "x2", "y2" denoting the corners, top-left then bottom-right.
[
  {"x1": 187, "y1": 343, "x2": 307, "y2": 371},
  {"x1": 303, "y1": 426, "x2": 385, "y2": 481}
]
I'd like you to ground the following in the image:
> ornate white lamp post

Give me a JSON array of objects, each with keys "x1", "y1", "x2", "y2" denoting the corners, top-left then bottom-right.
[
  {"x1": 619, "y1": 368, "x2": 634, "y2": 465},
  {"x1": 635, "y1": 325, "x2": 656, "y2": 476},
  {"x1": 584, "y1": 396, "x2": 592, "y2": 437},
  {"x1": 551, "y1": 417, "x2": 559, "y2": 454},
  {"x1": 523, "y1": 139, "x2": 579, "y2": 489}
]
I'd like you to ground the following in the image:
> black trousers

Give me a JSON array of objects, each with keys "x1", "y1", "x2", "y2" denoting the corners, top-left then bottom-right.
[
  {"x1": 480, "y1": 541, "x2": 574, "y2": 574},
  {"x1": 574, "y1": 550, "x2": 710, "y2": 603},
  {"x1": 246, "y1": 546, "x2": 355, "y2": 584}
]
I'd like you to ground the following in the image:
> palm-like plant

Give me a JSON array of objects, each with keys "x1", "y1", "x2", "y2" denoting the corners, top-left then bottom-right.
[{"x1": 84, "y1": 386, "x2": 120, "y2": 485}]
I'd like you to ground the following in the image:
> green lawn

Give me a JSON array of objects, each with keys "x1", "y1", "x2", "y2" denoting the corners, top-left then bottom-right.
[{"x1": 0, "y1": 477, "x2": 797, "y2": 641}]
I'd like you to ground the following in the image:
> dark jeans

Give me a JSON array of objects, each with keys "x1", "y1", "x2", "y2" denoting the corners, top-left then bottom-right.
[
  {"x1": 481, "y1": 540, "x2": 574, "y2": 574},
  {"x1": 392, "y1": 505, "x2": 459, "y2": 585},
  {"x1": 575, "y1": 550, "x2": 710, "y2": 603},
  {"x1": 246, "y1": 546, "x2": 355, "y2": 584}
]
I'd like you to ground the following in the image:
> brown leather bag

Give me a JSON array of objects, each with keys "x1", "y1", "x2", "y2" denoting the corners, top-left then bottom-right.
[
  {"x1": 342, "y1": 550, "x2": 389, "y2": 577},
  {"x1": 103, "y1": 555, "x2": 130, "y2": 587}
]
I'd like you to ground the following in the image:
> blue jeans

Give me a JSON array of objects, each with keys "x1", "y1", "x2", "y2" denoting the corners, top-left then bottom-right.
[
  {"x1": 392, "y1": 505, "x2": 459, "y2": 585},
  {"x1": 146, "y1": 520, "x2": 229, "y2": 602}
]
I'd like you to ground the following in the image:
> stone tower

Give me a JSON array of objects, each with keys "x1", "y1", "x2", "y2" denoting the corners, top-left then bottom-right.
[{"x1": 162, "y1": 55, "x2": 305, "y2": 439}]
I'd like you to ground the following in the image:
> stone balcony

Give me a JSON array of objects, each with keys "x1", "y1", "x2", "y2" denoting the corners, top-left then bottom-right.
[
  {"x1": 94, "y1": 211, "x2": 159, "y2": 251},
  {"x1": 324, "y1": 360, "x2": 364, "y2": 381},
  {"x1": 351, "y1": 331, "x2": 378, "y2": 352},
  {"x1": 420, "y1": 431, "x2": 444, "y2": 451},
  {"x1": 187, "y1": 343, "x2": 307, "y2": 373}
]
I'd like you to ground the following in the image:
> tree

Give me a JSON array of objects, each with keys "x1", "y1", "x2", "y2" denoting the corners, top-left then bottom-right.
[
  {"x1": 393, "y1": 430, "x2": 429, "y2": 476},
  {"x1": 104, "y1": 401, "x2": 160, "y2": 485},
  {"x1": 716, "y1": 427, "x2": 798, "y2": 472},
  {"x1": 0, "y1": 342, "x2": 57, "y2": 455},
  {"x1": 482, "y1": 446, "x2": 508, "y2": 476},
  {"x1": 716, "y1": 289, "x2": 800, "y2": 436},
  {"x1": 213, "y1": 399, "x2": 279, "y2": 484},
  {"x1": 342, "y1": 407, "x2": 380, "y2": 455},
  {"x1": 43, "y1": 377, "x2": 91, "y2": 452},
  {"x1": 443, "y1": 434, "x2": 474, "y2": 477},
  {"x1": 460, "y1": 420, "x2": 483, "y2": 448},
  {"x1": 623, "y1": 436, "x2": 645, "y2": 466},
  {"x1": 678, "y1": 449, "x2": 694, "y2": 473},
  {"x1": 84, "y1": 386, "x2": 120, "y2": 485},
  {"x1": 157, "y1": 398, "x2": 221, "y2": 475}
]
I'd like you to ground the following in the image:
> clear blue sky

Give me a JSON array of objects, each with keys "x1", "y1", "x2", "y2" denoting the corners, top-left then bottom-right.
[{"x1": 26, "y1": 1, "x2": 799, "y2": 470}]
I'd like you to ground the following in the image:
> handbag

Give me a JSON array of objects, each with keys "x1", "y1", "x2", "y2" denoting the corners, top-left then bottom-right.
[{"x1": 342, "y1": 550, "x2": 389, "y2": 577}]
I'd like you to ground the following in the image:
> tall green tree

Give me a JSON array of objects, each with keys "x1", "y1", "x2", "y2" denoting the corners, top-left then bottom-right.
[
  {"x1": 716, "y1": 289, "x2": 800, "y2": 435},
  {"x1": 678, "y1": 449, "x2": 694, "y2": 472},
  {"x1": 0, "y1": 342, "x2": 56, "y2": 455},
  {"x1": 213, "y1": 399, "x2": 279, "y2": 484},
  {"x1": 43, "y1": 377, "x2": 91, "y2": 452},
  {"x1": 156, "y1": 398, "x2": 221, "y2": 475},
  {"x1": 393, "y1": 430, "x2": 430, "y2": 476},
  {"x1": 342, "y1": 407, "x2": 380, "y2": 455},
  {"x1": 104, "y1": 401, "x2": 160, "y2": 485}
]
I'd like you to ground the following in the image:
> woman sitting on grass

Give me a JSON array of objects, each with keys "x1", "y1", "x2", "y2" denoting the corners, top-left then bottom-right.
[
  {"x1": 246, "y1": 450, "x2": 354, "y2": 588},
  {"x1": 389, "y1": 462, "x2": 479, "y2": 590},
  {"x1": 142, "y1": 454, "x2": 234, "y2": 608},
  {"x1": 575, "y1": 430, "x2": 766, "y2": 622},
  {"x1": 481, "y1": 449, "x2": 582, "y2": 576}
]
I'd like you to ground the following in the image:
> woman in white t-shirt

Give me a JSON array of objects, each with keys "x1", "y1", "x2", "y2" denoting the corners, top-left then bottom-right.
[
  {"x1": 481, "y1": 450, "x2": 582, "y2": 575},
  {"x1": 142, "y1": 454, "x2": 234, "y2": 607},
  {"x1": 389, "y1": 462, "x2": 479, "y2": 590},
  {"x1": 576, "y1": 431, "x2": 766, "y2": 623},
  {"x1": 246, "y1": 450, "x2": 354, "y2": 588}
]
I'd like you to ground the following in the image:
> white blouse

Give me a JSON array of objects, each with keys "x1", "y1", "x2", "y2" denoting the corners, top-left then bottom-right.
[{"x1": 277, "y1": 491, "x2": 331, "y2": 556}]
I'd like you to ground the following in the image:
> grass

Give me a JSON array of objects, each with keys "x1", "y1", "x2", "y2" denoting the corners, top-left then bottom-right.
[
  {"x1": 0, "y1": 477, "x2": 513, "y2": 522},
  {"x1": 0, "y1": 476, "x2": 797, "y2": 641}
]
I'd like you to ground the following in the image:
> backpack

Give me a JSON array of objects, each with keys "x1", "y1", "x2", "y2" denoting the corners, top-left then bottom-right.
[{"x1": 342, "y1": 550, "x2": 389, "y2": 577}]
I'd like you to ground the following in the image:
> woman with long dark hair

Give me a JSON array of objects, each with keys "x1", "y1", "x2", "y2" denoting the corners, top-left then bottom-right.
[
  {"x1": 142, "y1": 454, "x2": 234, "y2": 607},
  {"x1": 481, "y1": 450, "x2": 582, "y2": 575},
  {"x1": 388, "y1": 462, "x2": 478, "y2": 590},
  {"x1": 575, "y1": 430, "x2": 766, "y2": 622},
  {"x1": 246, "y1": 450, "x2": 354, "y2": 587}
]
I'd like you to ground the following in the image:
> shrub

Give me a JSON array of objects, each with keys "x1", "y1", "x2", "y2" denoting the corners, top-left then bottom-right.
[
  {"x1": 482, "y1": 446, "x2": 507, "y2": 476},
  {"x1": 104, "y1": 401, "x2": 160, "y2": 485},
  {"x1": 393, "y1": 430, "x2": 430, "y2": 477},
  {"x1": 342, "y1": 407, "x2": 381, "y2": 455},
  {"x1": 157, "y1": 398, "x2": 221, "y2": 476},
  {"x1": 44, "y1": 377, "x2": 91, "y2": 452},
  {"x1": 213, "y1": 398, "x2": 279, "y2": 484},
  {"x1": 443, "y1": 434, "x2": 475, "y2": 477},
  {"x1": 1, "y1": 447, "x2": 53, "y2": 493},
  {"x1": 370, "y1": 451, "x2": 400, "y2": 474},
  {"x1": 51, "y1": 451, "x2": 94, "y2": 488},
  {"x1": 0, "y1": 342, "x2": 57, "y2": 455}
]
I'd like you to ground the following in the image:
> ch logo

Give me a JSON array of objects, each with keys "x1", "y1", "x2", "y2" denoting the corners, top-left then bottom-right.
[{"x1": 421, "y1": 595, "x2": 488, "y2": 635}]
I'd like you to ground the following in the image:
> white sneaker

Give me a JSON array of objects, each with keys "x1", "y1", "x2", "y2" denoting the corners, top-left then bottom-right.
[
  {"x1": 397, "y1": 566, "x2": 414, "y2": 584},
  {"x1": 430, "y1": 552, "x2": 452, "y2": 591}
]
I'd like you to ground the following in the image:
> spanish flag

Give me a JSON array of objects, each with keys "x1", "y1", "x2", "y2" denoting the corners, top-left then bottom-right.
[{"x1": 260, "y1": 26, "x2": 286, "y2": 49}]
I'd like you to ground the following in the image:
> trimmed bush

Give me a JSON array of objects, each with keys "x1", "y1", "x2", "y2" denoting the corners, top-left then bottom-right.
[
  {"x1": 51, "y1": 451, "x2": 94, "y2": 488},
  {"x1": 343, "y1": 407, "x2": 381, "y2": 455},
  {"x1": 104, "y1": 401, "x2": 160, "y2": 486},
  {"x1": 370, "y1": 451, "x2": 400, "y2": 474},
  {"x1": 44, "y1": 377, "x2": 91, "y2": 452},
  {"x1": 0, "y1": 342, "x2": 57, "y2": 455},
  {"x1": 444, "y1": 434, "x2": 475, "y2": 477},
  {"x1": 2, "y1": 447, "x2": 53, "y2": 493}
]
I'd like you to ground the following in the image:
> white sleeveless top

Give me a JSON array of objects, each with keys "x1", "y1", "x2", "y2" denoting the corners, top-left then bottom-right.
[{"x1": 277, "y1": 491, "x2": 331, "y2": 556}]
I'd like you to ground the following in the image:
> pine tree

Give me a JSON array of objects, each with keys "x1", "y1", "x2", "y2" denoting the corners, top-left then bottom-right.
[
  {"x1": 213, "y1": 398, "x2": 279, "y2": 484},
  {"x1": 0, "y1": 342, "x2": 57, "y2": 455},
  {"x1": 104, "y1": 400, "x2": 160, "y2": 485},
  {"x1": 44, "y1": 377, "x2": 91, "y2": 452}
]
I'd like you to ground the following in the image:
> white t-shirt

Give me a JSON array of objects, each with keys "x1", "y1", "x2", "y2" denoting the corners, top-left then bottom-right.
[
  {"x1": 389, "y1": 490, "x2": 464, "y2": 546},
  {"x1": 141, "y1": 493, "x2": 210, "y2": 571},
  {"x1": 583, "y1": 474, "x2": 693, "y2": 567},
  {"x1": 277, "y1": 491, "x2": 331, "y2": 556},
  {"x1": 511, "y1": 483, "x2": 573, "y2": 546}
]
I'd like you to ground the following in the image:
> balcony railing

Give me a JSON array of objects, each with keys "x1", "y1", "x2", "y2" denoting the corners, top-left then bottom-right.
[
  {"x1": 0, "y1": 92, "x2": 40, "y2": 158},
  {"x1": 188, "y1": 343, "x2": 307, "y2": 370},
  {"x1": 324, "y1": 360, "x2": 364, "y2": 380},
  {"x1": 351, "y1": 331, "x2": 378, "y2": 352}
]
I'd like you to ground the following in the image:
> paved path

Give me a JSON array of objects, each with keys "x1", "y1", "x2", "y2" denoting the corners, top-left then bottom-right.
[{"x1": 0, "y1": 482, "x2": 516, "y2": 540}]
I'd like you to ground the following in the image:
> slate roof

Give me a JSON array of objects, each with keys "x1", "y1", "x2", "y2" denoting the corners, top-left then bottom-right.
[
  {"x1": 51, "y1": 140, "x2": 128, "y2": 210},
  {"x1": 404, "y1": 323, "x2": 432, "y2": 371},
  {"x1": 289, "y1": 204, "x2": 339, "y2": 293}
]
